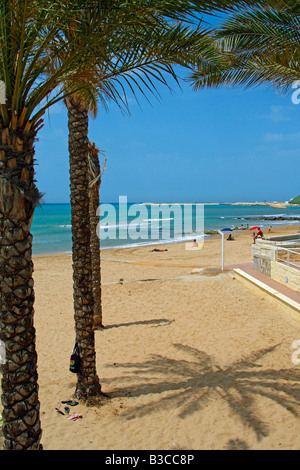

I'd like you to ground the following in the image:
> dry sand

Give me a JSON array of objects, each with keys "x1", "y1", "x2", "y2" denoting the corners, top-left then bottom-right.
[{"x1": 1, "y1": 224, "x2": 300, "y2": 450}]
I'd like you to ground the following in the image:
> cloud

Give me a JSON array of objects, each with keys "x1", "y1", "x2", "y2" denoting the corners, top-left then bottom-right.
[
  {"x1": 264, "y1": 131, "x2": 300, "y2": 142},
  {"x1": 257, "y1": 105, "x2": 293, "y2": 122}
]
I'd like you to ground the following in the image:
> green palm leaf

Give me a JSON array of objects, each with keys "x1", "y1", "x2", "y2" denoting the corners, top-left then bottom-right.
[{"x1": 190, "y1": 1, "x2": 300, "y2": 94}]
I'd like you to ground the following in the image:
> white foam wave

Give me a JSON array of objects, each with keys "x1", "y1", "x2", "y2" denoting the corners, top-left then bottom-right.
[{"x1": 142, "y1": 217, "x2": 174, "y2": 222}]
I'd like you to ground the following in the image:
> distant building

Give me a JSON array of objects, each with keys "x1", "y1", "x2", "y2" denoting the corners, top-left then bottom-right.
[{"x1": 290, "y1": 195, "x2": 300, "y2": 205}]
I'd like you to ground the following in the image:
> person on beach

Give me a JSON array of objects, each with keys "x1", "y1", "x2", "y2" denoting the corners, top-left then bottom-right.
[
  {"x1": 256, "y1": 227, "x2": 263, "y2": 238},
  {"x1": 192, "y1": 239, "x2": 198, "y2": 247},
  {"x1": 227, "y1": 234, "x2": 235, "y2": 241},
  {"x1": 268, "y1": 226, "x2": 272, "y2": 233},
  {"x1": 151, "y1": 248, "x2": 168, "y2": 252},
  {"x1": 252, "y1": 232, "x2": 256, "y2": 244}
]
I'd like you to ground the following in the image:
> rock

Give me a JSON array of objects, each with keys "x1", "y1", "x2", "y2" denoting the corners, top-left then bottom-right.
[{"x1": 243, "y1": 216, "x2": 300, "y2": 221}]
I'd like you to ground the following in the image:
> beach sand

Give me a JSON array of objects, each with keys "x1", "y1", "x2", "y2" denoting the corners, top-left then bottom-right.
[{"x1": 1, "y1": 224, "x2": 300, "y2": 450}]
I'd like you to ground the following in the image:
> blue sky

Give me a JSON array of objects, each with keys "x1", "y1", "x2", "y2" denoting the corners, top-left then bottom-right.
[{"x1": 35, "y1": 73, "x2": 300, "y2": 204}]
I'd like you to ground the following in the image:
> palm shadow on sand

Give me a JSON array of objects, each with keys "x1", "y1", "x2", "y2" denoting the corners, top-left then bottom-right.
[
  {"x1": 104, "y1": 319, "x2": 173, "y2": 330},
  {"x1": 107, "y1": 343, "x2": 300, "y2": 442}
]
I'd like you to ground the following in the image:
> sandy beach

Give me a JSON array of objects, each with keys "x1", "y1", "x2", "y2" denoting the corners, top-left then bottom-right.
[{"x1": 1, "y1": 224, "x2": 300, "y2": 450}]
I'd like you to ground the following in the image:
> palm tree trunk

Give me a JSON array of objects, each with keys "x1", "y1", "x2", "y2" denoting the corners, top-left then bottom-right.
[
  {"x1": 88, "y1": 143, "x2": 103, "y2": 330},
  {"x1": 0, "y1": 125, "x2": 42, "y2": 450},
  {"x1": 66, "y1": 98, "x2": 101, "y2": 399}
]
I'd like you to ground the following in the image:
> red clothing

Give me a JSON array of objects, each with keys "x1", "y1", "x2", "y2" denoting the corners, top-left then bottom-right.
[{"x1": 257, "y1": 229, "x2": 263, "y2": 237}]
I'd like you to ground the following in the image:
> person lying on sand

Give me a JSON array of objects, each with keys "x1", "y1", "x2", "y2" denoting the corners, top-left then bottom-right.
[
  {"x1": 151, "y1": 248, "x2": 168, "y2": 252},
  {"x1": 227, "y1": 234, "x2": 235, "y2": 241}
]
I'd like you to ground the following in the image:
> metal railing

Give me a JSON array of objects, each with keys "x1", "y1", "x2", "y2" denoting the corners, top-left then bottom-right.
[{"x1": 276, "y1": 247, "x2": 300, "y2": 270}]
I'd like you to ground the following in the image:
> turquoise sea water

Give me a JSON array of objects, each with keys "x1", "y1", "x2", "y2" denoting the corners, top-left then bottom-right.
[{"x1": 31, "y1": 203, "x2": 300, "y2": 256}]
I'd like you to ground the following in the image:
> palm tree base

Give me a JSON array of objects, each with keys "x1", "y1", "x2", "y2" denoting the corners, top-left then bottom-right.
[
  {"x1": 0, "y1": 214, "x2": 42, "y2": 451},
  {"x1": 75, "y1": 379, "x2": 102, "y2": 400},
  {"x1": 94, "y1": 322, "x2": 105, "y2": 330}
]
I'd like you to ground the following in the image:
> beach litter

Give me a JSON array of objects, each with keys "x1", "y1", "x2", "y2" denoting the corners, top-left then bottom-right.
[
  {"x1": 191, "y1": 267, "x2": 221, "y2": 276},
  {"x1": 191, "y1": 268, "x2": 205, "y2": 275},
  {"x1": 61, "y1": 400, "x2": 79, "y2": 406},
  {"x1": 68, "y1": 414, "x2": 82, "y2": 421},
  {"x1": 56, "y1": 406, "x2": 82, "y2": 421}
]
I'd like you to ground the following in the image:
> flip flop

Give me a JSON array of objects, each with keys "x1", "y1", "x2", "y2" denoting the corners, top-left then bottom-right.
[
  {"x1": 61, "y1": 401, "x2": 79, "y2": 406},
  {"x1": 55, "y1": 408, "x2": 65, "y2": 416},
  {"x1": 68, "y1": 413, "x2": 82, "y2": 421}
]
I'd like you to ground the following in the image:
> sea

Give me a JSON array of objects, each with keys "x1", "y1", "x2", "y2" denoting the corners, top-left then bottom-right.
[{"x1": 31, "y1": 203, "x2": 300, "y2": 256}]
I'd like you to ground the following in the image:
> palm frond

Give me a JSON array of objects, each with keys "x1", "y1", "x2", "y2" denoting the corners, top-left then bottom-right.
[{"x1": 190, "y1": 1, "x2": 300, "y2": 94}]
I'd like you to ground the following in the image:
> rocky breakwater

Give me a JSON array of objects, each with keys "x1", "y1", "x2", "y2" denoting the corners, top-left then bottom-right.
[{"x1": 240, "y1": 216, "x2": 300, "y2": 221}]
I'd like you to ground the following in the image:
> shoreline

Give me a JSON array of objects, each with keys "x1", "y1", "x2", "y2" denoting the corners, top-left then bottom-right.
[
  {"x1": 32, "y1": 223, "x2": 299, "y2": 260},
  {"x1": 31, "y1": 203, "x2": 300, "y2": 257},
  {"x1": 140, "y1": 201, "x2": 298, "y2": 208}
]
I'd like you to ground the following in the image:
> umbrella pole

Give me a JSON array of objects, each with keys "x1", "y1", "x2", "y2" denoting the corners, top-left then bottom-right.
[
  {"x1": 218, "y1": 230, "x2": 224, "y2": 271},
  {"x1": 222, "y1": 232, "x2": 224, "y2": 271}
]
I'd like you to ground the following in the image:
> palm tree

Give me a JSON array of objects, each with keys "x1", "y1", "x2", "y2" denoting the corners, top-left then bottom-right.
[
  {"x1": 190, "y1": 1, "x2": 300, "y2": 93},
  {"x1": 58, "y1": 2, "x2": 215, "y2": 400},
  {"x1": 61, "y1": 0, "x2": 258, "y2": 399},
  {"x1": 0, "y1": 0, "x2": 112, "y2": 450},
  {"x1": 0, "y1": 0, "x2": 274, "y2": 449},
  {"x1": 88, "y1": 142, "x2": 106, "y2": 330},
  {"x1": 66, "y1": 97, "x2": 103, "y2": 398}
]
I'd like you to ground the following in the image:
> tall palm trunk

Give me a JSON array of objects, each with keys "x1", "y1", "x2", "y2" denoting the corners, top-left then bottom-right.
[
  {"x1": 66, "y1": 98, "x2": 101, "y2": 399},
  {"x1": 88, "y1": 143, "x2": 103, "y2": 330},
  {"x1": 0, "y1": 122, "x2": 42, "y2": 449}
]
